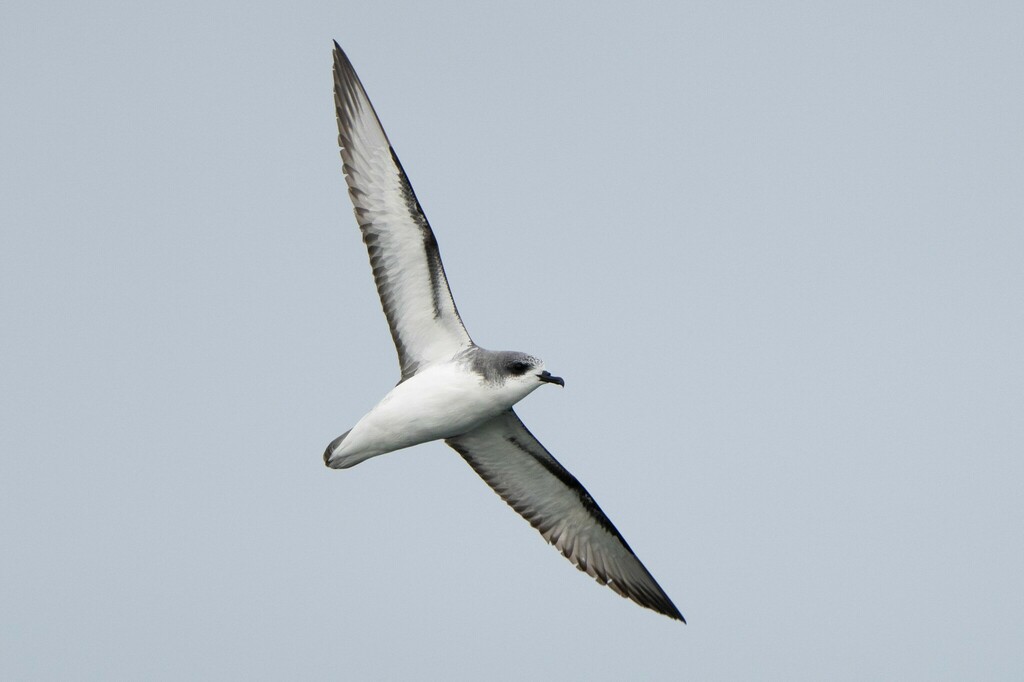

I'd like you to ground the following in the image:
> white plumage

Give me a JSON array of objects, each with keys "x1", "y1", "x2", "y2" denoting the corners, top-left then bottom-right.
[{"x1": 324, "y1": 41, "x2": 684, "y2": 622}]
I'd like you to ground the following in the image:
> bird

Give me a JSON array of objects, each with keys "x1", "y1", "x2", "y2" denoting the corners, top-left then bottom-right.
[{"x1": 324, "y1": 41, "x2": 684, "y2": 622}]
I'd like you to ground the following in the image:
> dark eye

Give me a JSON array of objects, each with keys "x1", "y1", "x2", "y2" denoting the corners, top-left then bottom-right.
[{"x1": 507, "y1": 361, "x2": 530, "y2": 375}]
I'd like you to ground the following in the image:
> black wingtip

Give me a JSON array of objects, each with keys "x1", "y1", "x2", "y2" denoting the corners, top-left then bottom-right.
[
  {"x1": 663, "y1": 599, "x2": 686, "y2": 623},
  {"x1": 651, "y1": 596, "x2": 686, "y2": 623},
  {"x1": 332, "y1": 40, "x2": 347, "y2": 66}
]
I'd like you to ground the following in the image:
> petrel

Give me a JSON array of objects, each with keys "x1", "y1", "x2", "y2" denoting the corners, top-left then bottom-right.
[{"x1": 324, "y1": 41, "x2": 684, "y2": 622}]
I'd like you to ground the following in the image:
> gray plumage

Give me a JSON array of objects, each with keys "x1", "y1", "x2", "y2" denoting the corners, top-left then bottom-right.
[{"x1": 327, "y1": 41, "x2": 684, "y2": 622}]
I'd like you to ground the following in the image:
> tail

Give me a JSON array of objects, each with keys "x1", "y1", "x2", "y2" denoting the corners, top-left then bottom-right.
[
  {"x1": 323, "y1": 430, "x2": 352, "y2": 468},
  {"x1": 325, "y1": 426, "x2": 398, "y2": 469}
]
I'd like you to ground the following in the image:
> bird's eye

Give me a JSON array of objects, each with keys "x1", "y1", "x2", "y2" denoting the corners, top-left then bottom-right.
[{"x1": 507, "y1": 361, "x2": 530, "y2": 375}]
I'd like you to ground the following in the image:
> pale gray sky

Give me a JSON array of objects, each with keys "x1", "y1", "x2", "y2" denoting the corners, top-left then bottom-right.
[{"x1": 2, "y1": 1, "x2": 1022, "y2": 679}]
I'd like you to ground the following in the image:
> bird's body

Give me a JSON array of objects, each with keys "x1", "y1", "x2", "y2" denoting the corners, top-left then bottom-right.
[
  {"x1": 324, "y1": 41, "x2": 684, "y2": 622},
  {"x1": 325, "y1": 348, "x2": 553, "y2": 469}
]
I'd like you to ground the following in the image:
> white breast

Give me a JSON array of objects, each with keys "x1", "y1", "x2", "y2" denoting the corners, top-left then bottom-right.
[{"x1": 335, "y1": 362, "x2": 518, "y2": 462}]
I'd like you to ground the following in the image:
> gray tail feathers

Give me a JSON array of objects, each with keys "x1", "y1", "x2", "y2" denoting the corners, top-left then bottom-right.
[{"x1": 323, "y1": 430, "x2": 351, "y2": 467}]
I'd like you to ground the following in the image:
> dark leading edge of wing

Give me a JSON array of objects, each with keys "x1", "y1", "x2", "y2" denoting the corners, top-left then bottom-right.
[
  {"x1": 332, "y1": 42, "x2": 472, "y2": 380},
  {"x1": 447, "y1": 411, "x2": 685, "y2": 622}
]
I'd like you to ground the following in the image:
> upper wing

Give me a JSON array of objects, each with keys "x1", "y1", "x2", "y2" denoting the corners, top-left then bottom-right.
[
  {"x1": 333, "y1": 42, "x2": 472, "y2": 379},
  {"x1": 446, "y1": 410, "x2": 684, "y2": 621}
]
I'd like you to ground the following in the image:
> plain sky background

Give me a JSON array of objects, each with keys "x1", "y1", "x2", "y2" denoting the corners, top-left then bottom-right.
[{"x1": 2, "y1": 1, "x2": 1022, "y2": 679}]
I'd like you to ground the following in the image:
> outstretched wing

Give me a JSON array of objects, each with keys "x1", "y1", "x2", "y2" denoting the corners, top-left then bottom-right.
[
  {"x1": 333, "y1": 42, "x2": 472, "y2": 379},
  {"x1": 446, "y1": 410, "x2": 684, "y2": 621}
]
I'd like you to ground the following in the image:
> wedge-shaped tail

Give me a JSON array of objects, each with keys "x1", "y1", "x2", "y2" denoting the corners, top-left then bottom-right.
[{"x1": 323, "y1": 429, "x2": 353, "y2": 468}]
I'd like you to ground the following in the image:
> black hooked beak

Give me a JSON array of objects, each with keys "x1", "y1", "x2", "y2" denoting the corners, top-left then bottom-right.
[{"x1": 538, "y1": 370, "x2": 565, "y2": 387}]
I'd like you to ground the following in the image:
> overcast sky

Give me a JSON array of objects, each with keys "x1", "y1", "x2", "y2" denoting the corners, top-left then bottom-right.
[{"x1": 2, "y1": 1, "x2": 1022, "y2": 679}]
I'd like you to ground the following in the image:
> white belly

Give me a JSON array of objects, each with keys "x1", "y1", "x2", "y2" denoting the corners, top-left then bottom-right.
[{"x1": 336, "y1": 363, "x2": 515, "y2": 462}]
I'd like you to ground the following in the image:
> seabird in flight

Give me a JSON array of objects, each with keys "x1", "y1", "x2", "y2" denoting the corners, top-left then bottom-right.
[{"x1": 324, "y1": 41, "x2": 684, "y2": 622}]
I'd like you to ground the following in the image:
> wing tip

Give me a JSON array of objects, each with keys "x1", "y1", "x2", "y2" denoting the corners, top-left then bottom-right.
[
  {"x1": 331, "y1": 40, "x2": 354, "y2": 81},
  {"x1": 618, "y1": 577, "x2": 686, "y2": 623},
  {"x1": 637, "y1": 581, "x2": 686, "y2": 623},
  {"x1": 664, "y1": 603, "x2": 687, "y2": 624}
]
